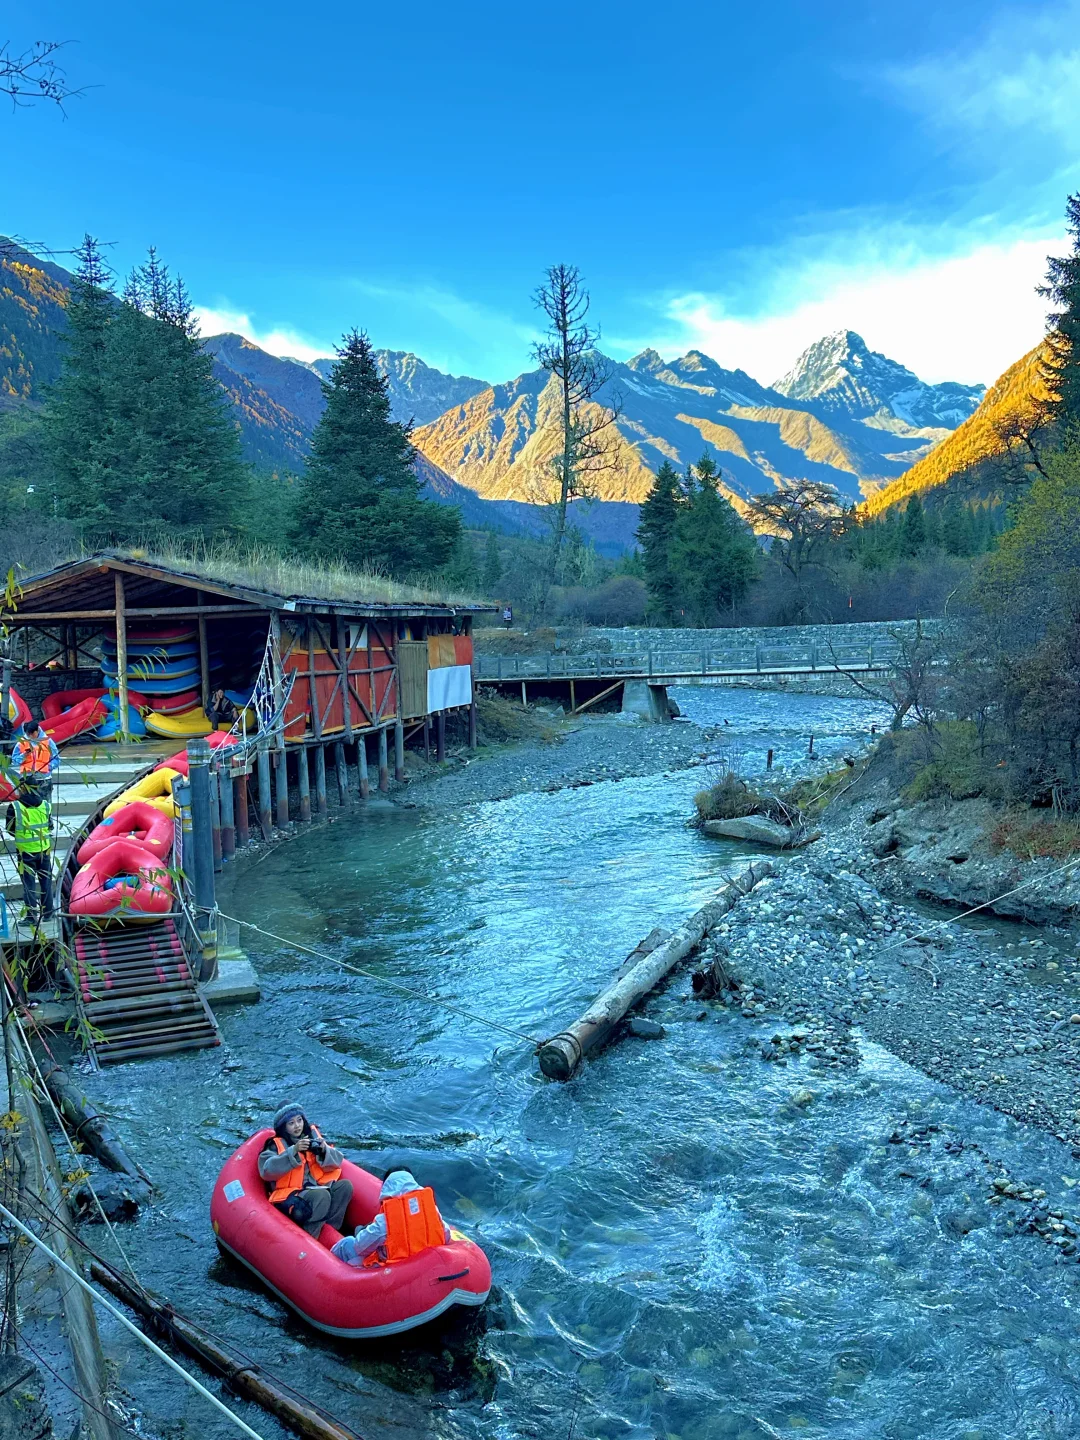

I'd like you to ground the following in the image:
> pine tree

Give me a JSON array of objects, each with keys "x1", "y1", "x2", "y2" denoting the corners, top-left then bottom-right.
[
  {"x1": 291, "y1": 329, "x2": 460, "y2": 572},
  {"x1": 670, "y1": 456, "x2": 758, "y2": 623},
  {"x1": 899, "y1": 495, "x2": 928, "y2": 557},
  {"x1": 46, "y1": 243, "x2": 250, "y2": 543},
  {"x1": 1041, "y1": 193, "x2": 1080, "y2": 426},
  {"x1": 636, "y1": 460, "x2": 683, "y2": 621},
  {"x1": 482, "y1": 532, "x2": 501, "y2": 594},
  {"x1": 45, "y1": 235, "x2": 116, "y2": 527}
]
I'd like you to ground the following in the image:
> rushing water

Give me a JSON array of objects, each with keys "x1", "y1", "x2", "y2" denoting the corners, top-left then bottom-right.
[{"x1": 84, "y1": 689, "x2": 1080, "y2": 1440}]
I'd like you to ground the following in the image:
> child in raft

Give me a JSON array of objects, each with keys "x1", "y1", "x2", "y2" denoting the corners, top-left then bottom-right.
[{"x1": 332, "y1": 1169, "x2": 451, "y2": 1266}]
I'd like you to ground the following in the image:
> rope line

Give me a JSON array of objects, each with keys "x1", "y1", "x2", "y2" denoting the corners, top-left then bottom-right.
[
  {"x1": 217, "y1": 911, "x2": 545, "y2": 1047},
  {"x1": 0, "y1": 1201, "x2": 267, "y2": 1440}
]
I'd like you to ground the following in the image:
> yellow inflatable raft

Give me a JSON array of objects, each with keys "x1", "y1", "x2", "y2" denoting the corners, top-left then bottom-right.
[{"x1": 104, "y1": 766, "x2": 182, "y2": 818}]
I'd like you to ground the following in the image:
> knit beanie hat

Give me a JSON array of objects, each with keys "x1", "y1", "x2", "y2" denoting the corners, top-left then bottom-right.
[{"x1": 272, "y1": 1102, "x2": 306, "y2": 1135}]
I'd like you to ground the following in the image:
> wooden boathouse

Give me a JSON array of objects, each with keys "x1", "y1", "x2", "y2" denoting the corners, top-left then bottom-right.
[
  {"x1": 0, "y1": 555, "x2": 490, "y2": 1061},
  {"x1": 4, "y1": 553, "x2": 490, "y2": 806}
]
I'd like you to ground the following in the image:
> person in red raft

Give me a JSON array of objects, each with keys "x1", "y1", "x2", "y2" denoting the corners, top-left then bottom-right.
[
  {"x1": 331, "y1": 1169, "x2": 451, "y2": 1267},
  {"x1": 257, "y1": 1103, "x2": 353, "y2": 1239}
]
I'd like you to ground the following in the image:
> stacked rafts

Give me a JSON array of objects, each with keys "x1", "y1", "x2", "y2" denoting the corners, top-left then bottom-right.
[{"x1": 101, "y1": 625, "x2": 201, "y2": 737}]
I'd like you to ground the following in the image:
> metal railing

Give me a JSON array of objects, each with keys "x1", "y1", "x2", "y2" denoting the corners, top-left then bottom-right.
[{"x1": 475, "y1": 642, "x2": 901, "y2": 681}]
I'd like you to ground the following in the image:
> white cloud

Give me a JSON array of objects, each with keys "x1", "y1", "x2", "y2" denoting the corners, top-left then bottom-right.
[
  {"x1": 627, "y1": 232, "x2": 1064, "y2": 388},
  {"x1": 889, "y1": 2, "x2": 1080, "y2": 155},
  {"x1": 191, "y1": 304, "x2": 334, "y2": 363}
]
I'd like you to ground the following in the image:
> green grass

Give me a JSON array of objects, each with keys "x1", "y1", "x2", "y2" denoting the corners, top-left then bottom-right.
[{"x1": 44, "y1": 541, "x2": 487, "y2": 609}]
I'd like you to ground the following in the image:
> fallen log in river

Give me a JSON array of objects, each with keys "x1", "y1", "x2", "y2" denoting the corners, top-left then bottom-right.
[{"x1": 538, "y1": 859, "x2": 775, "y2": 1081}]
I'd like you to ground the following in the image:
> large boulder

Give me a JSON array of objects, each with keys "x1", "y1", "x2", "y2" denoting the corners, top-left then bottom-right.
[{"x1": 703, "y1": 815, "x2": 816, "y2": 849}]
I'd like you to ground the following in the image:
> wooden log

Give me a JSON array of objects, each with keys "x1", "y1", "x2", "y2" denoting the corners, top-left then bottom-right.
[
  {"x1": 12, "y1": 1036, "x2": 120, "y2": 1440},
  {"x1": 436, "y1": 711, "x2": 446, "y2": 763},
  {"x1": 88, "y1": 1262, "x2": 363, "y2": 1440},
  {"x1": 40, "y1": 1064, "x2": 145, "y2": 1180},
  {"x1": 537, "y1": 860, "x2": 775, "y2": 1081},
  {"x1": 297, "y1": 745, "x2": 312, "y2": 822}
]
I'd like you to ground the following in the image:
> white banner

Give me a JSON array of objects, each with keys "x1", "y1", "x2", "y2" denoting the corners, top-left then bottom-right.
[{"x1": 427, "y1": 664, "x2": 472, "y2": 713}]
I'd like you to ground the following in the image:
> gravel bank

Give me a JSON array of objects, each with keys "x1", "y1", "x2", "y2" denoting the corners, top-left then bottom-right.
[
  {"x1": 693, "y1": 799, "x2": 1080, "y2": 1153},
  {"x1": 403, "y1": 712, "x2": 711, "y2": 809}
]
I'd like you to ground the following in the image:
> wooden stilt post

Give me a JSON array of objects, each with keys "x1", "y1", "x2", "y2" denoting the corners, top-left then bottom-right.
[
  {"x1": 424, "y1": 716, "x2": 430, "y2": 760},
  {"x1": 273, "y1": 748, "x2": 289, "y2": 827},
  {"x1": 394, "y1": 716, "x2": 405, "y2": 781},
  {"x1": 219, "y1": 758, "x2": 236, "y2": 859},
  {"x1": 468, "y1": 699, "x2": 477, "y2": 750},
  {"x1": 269, "y1": 613, "x2": 289, "y2": 827},
  {"x1": 358, "y1": 732, "x2": 370, "y2": 800},
  {"x1": 209, "y1": 767, "x2": 223, "y2": 872},
  {"x1": 185, "y1": 738, "x2": 218, "y2": 980},
  {"x1": 334, "y1": 741, "x2": 348, "y2": 805},
  {"x1": 315, "y1": 743, "x2": 328, "y2": 817},
  {"x1": 256, "y1": 739, "x2": 272, "y2": 840},
  {"x1": 197, "y1": 594, "x2": 210, "y2": 716},
  {"x1": 235, "y1": 773, "x2": 250, "y2": 848},
  {"x1": 436, "y1": 711, "x2": 446, "y2": 763},
  {"x1": 378, "y1": 726, "x2": 389, "y2": 791},
  {"x1": 297, "y1": 745, "x2": 311, "y2": 822},
  {"x1": 113, "y1": 572, "x2": 130, "y2": 742}
]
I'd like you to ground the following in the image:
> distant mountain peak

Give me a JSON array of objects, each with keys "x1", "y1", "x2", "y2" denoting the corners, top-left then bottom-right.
[
  {"x1": 627, "y1": 348, "x2": 666, "y2": 373},
  {"x1": 774, "y1": 331, "x2": 985, "y2": 430}
]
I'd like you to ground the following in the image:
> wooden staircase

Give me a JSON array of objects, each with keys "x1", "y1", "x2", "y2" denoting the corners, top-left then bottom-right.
[{"x1": 71, "y1": 918, "x2": 220, "y2": 1064}]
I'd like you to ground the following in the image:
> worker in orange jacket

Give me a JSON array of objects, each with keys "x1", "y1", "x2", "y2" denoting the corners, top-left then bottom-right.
[{"x1": 12, "y1": 720, "x2": 59, "y2": 801}]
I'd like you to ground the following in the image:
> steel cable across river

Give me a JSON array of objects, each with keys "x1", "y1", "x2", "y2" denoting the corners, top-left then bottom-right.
[{"x1": 80, "y1": 690, "x2": 1080, "y2": 1440}]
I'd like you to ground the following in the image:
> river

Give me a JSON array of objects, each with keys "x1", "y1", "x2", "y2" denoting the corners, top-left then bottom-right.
[{"x1": 83, "y1": 687, "x2": 1080, "y2": 1440}]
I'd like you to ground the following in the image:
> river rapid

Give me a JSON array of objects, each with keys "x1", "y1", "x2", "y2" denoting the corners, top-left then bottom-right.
[{"x1": 84, "y1": 688, "x2": 1080, "y2": 1440}]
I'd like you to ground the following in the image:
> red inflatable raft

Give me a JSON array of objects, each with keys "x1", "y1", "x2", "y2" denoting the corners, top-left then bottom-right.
[
  {"x1": 77, "y1": 801, "x2": 174, "y2": 864},
  {"x1": 68, "y1": 838, "x2": 174, "y2": 920},
  {"x1": 210, "y1": 1130, "x2": 491, "y2": 1338}
]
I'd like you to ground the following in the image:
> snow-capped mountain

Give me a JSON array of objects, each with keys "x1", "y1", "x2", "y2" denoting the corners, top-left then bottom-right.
[{"x1": 773, "y1": 330, "x2": 985, "y2": 430}]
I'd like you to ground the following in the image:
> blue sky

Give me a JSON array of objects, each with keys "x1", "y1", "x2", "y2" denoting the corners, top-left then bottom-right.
[{"x1": 6, "y1": 0, "x2": 1078, "y2": 387}]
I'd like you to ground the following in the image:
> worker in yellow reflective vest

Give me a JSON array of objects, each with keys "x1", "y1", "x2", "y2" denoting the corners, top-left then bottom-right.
[{"x1": 5, "y1": 780, "x2": 54, "y2": 922}]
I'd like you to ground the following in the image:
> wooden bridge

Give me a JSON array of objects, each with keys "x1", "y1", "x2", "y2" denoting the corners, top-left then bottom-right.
[{"x1": 476, "y1": 640, "x2": 899, "y2": 717}]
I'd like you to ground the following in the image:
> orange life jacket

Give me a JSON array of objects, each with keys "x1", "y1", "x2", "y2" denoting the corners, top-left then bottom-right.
[
  {"x1": 17, "y1": 738, "x2": 52, "y2": 776},
  {"x1": 368, "y1": 1187, "x2": 446, "y2": 1264},
  {"x1": 266, "y1": 1126, "x2": 342, "y2": 1203}
]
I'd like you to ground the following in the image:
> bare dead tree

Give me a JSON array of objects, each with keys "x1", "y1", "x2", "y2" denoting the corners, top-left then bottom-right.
[
  {"x1": 826, "y1": 618, "x2": 942, "y2": 732},
  {"x1": 532, "y1": 264, "x2": 621, "y2": 608},
  {"x1": 1, "y1": 40, "x2": 80, "y2": 111}
]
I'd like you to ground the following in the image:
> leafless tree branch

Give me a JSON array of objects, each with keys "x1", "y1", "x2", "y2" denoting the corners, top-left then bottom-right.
[{"x1": 1, "y1": 40, "x2": 81, "y2": 112}]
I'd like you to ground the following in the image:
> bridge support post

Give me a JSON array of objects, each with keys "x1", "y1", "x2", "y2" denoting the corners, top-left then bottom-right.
[
  {"x1": 621, "y1": 680, "x2": 673, "y2": 723},
  {"x1": 297, "y1": 745, "x2": 312, "y2": 822}
]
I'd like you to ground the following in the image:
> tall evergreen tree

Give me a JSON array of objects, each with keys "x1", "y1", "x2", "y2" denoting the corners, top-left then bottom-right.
[
  {"x1": 636, "y1": 460, "x2": 683, "y2": 621},
  {"x1": 45, "y1": 235, "x2": 115, "y2": 525},
  {"x1": 670, "y1": 456, "x2": 758, "y2": 623},
  {"x1": 482, "y1": 532, "x2": 502, "y2": 594},
  {"x1": 899, "y1": 494, "x2": 928, "y2": 557},
  {"x1": 1041, "y1": 192, "x2": 1080, "y2": 426},
  {"x1": 290, "y1": 330, "x2": 459, "y2": 573},
  {"x1": 46, "y1": 243, "x2": 250, "y2": 542}
]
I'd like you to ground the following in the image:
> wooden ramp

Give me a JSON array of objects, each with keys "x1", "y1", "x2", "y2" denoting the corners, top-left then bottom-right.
[{"x1": 71, "y1": 917, "x2": 220, "y2": 1064}]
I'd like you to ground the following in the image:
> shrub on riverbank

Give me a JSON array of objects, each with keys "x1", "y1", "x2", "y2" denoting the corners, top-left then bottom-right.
[
  {"x1": 693, "y1": 773, "x2": 763, "y2": 824},
  {"x1": 990, "y1": 812, "x2": 1080, "y2": 859},
  {"x1": 475, "y1": 692, "x2": 561, "y2": 745}
]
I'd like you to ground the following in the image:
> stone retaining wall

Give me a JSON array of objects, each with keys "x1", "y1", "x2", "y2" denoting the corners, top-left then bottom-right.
[{"x1": 577, "y1": 619, "x2": 938, "y2": 654}]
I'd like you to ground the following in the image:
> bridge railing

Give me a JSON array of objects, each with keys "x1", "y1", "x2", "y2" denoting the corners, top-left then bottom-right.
[{"x1": 475, "y1": 643, "x2": 902, "y2": 680}]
